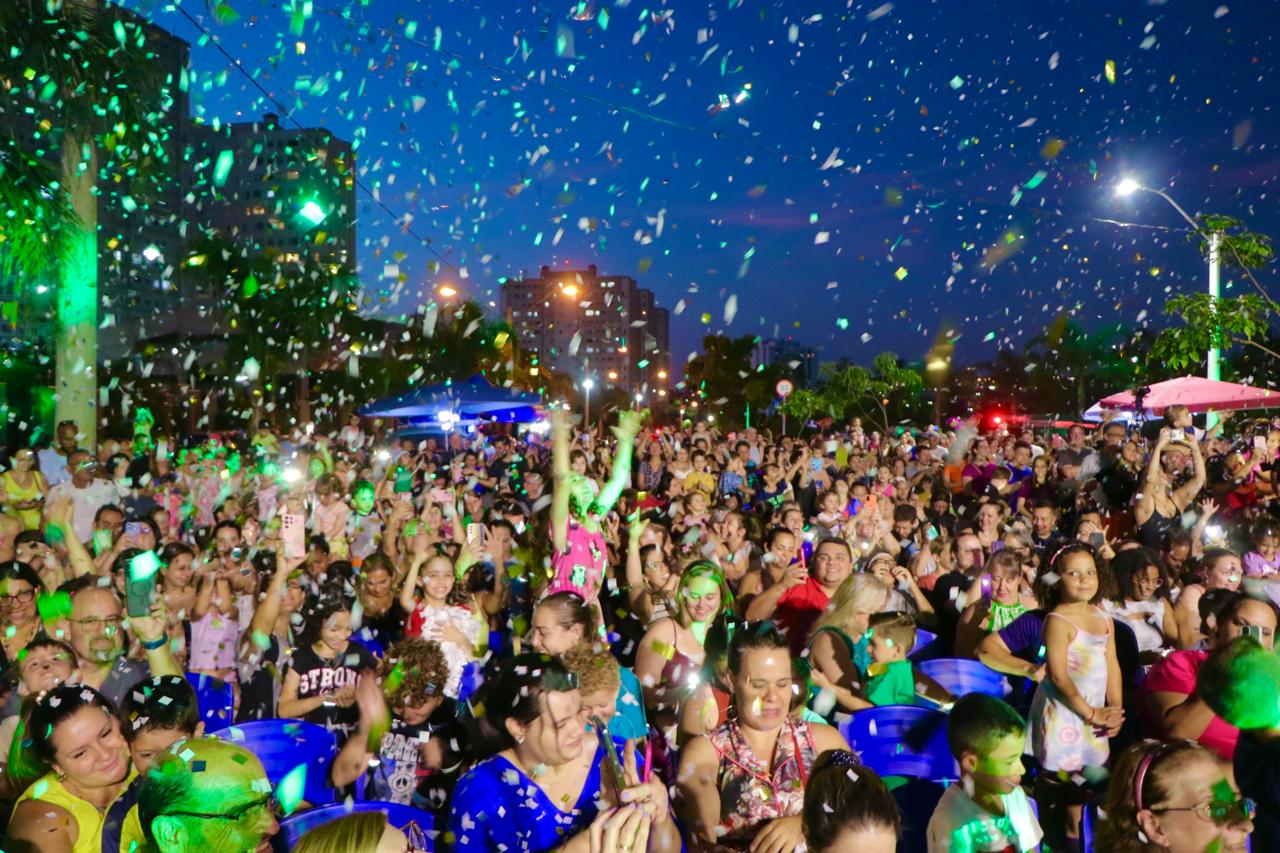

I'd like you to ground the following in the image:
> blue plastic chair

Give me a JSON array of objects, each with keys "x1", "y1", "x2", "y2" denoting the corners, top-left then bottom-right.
[
  {"x1": 909, "y1": 628, "x2": 938, "y2": 661},
  {"x1": 917, "y1": 657, "x2": 1008, "y2": 698},
  {"x1": 354, "y1": 628, "x2": 385, "y2": 658},
  {"x1": 278, "y1": 801, "x2": 435, "y2": 849},
  {"x1": 1082, "y1": 801, "x2": 1099, "y2": 853},
  {"x1": 210, "y1": 719, "x2": 340, "y2": 807},
  {"x1": 184, "y1": 672, "x2": 236, "y2": 728},
  {"x1": 840, "y1": 705, "x2": 959, "y2": 781},
  {"x1": 890, "y1": 777, "x2": 946, "y2": 853}
]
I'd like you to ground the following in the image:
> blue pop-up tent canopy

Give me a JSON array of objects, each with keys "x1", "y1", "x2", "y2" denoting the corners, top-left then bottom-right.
[{"x1": 359, "y1": 374, "x2": 542, "y2": 422}]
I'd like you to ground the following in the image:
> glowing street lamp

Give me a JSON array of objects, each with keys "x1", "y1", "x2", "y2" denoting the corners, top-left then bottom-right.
[
  {"x1": 1114, "y1": 178, "x2": 1141, "y2": 197},
  {"x1": 438, "y1": 285, "x2": 458, "y2": 298},
  {"x1": 1116, "y1": 176, "x2": 1223, "y2": 424}
]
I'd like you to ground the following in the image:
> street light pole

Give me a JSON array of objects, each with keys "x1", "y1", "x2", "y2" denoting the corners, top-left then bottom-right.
[
  {"x1": 1207, "y1": 230, "x2": 1222, "y2": 384},
  {"x1": 582, "y1": 378, "x2": 593, "y2": 430},
  {"x1": 1116, "y1": 179, "x2": 1223, "y2": 427}
]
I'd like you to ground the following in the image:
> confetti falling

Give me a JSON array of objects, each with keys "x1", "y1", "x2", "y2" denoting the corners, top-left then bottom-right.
[{"x1": 0, "y1": 0, "x2": 1272, "y2": 409}]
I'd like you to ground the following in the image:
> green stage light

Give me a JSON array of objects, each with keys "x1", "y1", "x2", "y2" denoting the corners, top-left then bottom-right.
[{"x1": 298, "y1": 199, "x2": 327, "y2": 226}]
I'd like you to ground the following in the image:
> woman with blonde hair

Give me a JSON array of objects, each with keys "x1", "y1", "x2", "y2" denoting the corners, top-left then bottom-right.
[
  {"x1": 293, "y1": 811, "x2": 424, "y2": 853},
  {"x1": 804, "y1": 573, "x2": 896, "y2": 713}
]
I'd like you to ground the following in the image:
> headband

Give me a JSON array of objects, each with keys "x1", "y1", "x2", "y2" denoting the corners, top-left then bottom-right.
[{"x1": 1133, "y1": 741, "x2": 1177, "y2": 812}]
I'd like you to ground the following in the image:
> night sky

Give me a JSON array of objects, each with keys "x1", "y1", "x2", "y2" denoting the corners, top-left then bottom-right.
[{"x1": 120, "y1": 0, "x2": 1279, "y2": 371}]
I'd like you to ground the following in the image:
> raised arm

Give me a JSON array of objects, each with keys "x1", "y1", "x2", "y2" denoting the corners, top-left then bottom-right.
[
  {"x1": 1134, "y1": 429, "x2": 1170, "y2": 526},
  {"x1": 551, "y1": 407, "x2": 573, "y2": 555},
  {"x1": 331, "y1": 670, "x2": 391, "y2": 788},
  {"x1": 243, "y1": 549, "x2": 300, "y2": 662},
  {"x1": 625, "y1": 517, "x2": 653, "y2": 621},
  {"x1": 593, "y1": 410, "x2": 645, "y2": 516},
  {"x1": 45, "y1": 496, "x2": 96, "y2": 579},
  {"x1": 1172, "y1": 438, "x2": 1207, "y2": 510},
  {"x1": 398, "y1": 534, "x2": 430, "y2": 614}
]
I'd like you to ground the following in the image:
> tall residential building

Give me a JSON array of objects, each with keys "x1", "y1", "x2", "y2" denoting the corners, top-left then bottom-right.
[
  {"x1": 186, "y1": 113, "x2": 356, "y2": 269},
  {"x1": 501, "y1": 265, "x2": 670, "y2": 394}
]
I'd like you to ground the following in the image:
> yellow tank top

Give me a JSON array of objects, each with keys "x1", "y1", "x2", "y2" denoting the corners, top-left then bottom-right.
[
  {"x1": 14, "y1": 770, "x2": 136, "y2": 853},
  {"x1": 2, "y1": 470, "x2": 43, "y2": 530}
]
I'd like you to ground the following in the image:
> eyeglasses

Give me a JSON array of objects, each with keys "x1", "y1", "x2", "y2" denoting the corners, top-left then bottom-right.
[
  {"x1": 69, "y1": 616, "x2": 122, "y2": 630},
  {"x1": 161, "y1": 794, "x2": 279, "y2": 823},
  {"x1": 0, "y1": 589, "x2": 36, "y2": 606},
  {"x1": 1153, "y1": 796, "x2": 1256, "y2": 826}
]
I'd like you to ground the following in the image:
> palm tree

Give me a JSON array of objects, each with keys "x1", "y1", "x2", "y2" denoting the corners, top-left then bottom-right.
[{"x1": 0, "y1": 0, "x2": 173, "y2": 447}]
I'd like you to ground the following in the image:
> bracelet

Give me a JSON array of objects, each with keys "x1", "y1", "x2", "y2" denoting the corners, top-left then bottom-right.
[{"x1": 141, "y1": 636, "x2": 167, "y2": 651}]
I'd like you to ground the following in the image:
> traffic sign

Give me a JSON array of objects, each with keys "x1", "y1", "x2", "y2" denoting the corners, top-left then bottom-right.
[{"x1": 775, "y1": 379, "x2": 794, "y2": 397}]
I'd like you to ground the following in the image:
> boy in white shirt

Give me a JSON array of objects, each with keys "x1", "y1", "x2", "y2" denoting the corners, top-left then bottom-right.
[{"x1": 928, "y1": 693, "x2": 1044, "y2": 852}]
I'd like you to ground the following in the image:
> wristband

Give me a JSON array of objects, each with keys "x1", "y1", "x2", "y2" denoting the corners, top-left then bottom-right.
[{"x1": 141, "y1": 636, "x2": 167, "y2": 651}]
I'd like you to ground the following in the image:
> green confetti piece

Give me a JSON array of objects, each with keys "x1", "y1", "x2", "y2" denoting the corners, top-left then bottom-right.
[
  {"x1": 213, "y1": 150, "x2": 234, "y2": 187},
  {"x1": 213, "y1": 2, "x2": 240, "y2": 25},
  {"x1": 129, "y1": 550, "x2": 162, "y2": 582},
  {"x1": 277, "y1": 764, "x2": 307, "y2": 816},
  {"x1": 983, "y1": 332, "x2": 996, "y2": 342},
  {"x1": 1024, "y1": 170, "x2": 1049, "y2": 190},
  {"x1": 949, "y1": 75, "x2": 964, "y2": 89},
  {"x1": 837, "y1": 318, "x2": 849, "y2": 330},
  {"x1": 894, "y1": 267, "x2": 908, "y2": 280},
  {"x1": 598, "y1": 7, "x2": 610, "y2": 29},
  {"x1": 242, "y1": 274, "x2": 259, "y2": 298}
]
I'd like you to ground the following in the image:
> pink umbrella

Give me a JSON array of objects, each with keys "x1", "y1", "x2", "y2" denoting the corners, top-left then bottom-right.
[{"x1": 1094, "y1": 376, "x2": 1280, "y2": 415}]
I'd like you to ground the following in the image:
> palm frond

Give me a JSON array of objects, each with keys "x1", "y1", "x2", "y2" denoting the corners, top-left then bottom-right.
[
  {"x1": 0, "y1": 131, "x2": 76, "y2": 282},
  {"x1": 0, "y1": 1, "x2": 185, "y2": 209}
]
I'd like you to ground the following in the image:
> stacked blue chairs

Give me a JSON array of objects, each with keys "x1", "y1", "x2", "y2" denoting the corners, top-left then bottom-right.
[
  {"x1": 210, "y1": 719, "x2": 340, "y2": 807},
  {"x1": 917, "y1": 658, "x2": 1008, "y2": 698},
  {"x1": 891, "y1": 776, "x2": 946, "y2": 853},
  {"x1": 184, "y1": 672, "x2": 235, "y2": 729},
  {"x1": 278, "y1": 801, "x2": 435, "y2": 849},
  {"x1": 840, "y1": 705, "x2": 959, "y2": 782}
]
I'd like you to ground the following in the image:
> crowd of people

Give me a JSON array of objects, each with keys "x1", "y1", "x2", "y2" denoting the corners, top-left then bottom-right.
[{"x1": 0, "y1": 401, "x2": 1277, "y2": 852}]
